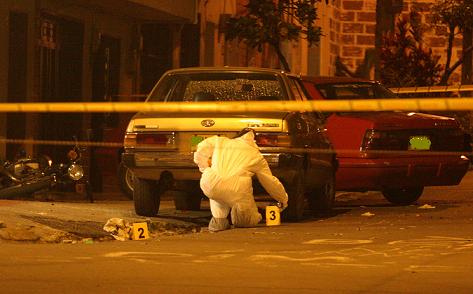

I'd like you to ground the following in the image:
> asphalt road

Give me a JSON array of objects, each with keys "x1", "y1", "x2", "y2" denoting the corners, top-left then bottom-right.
[{"x1": 1, "y1": 171, "x2": 473, "y2": 293}]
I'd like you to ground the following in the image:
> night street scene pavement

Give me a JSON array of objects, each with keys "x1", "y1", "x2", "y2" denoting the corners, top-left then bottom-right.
[
  {"x1": 2, "y1": 0, "x2": 473, "y2": 293},
  {"x1": 1, "y1": 170, "x2": 472, "y2": 293}
]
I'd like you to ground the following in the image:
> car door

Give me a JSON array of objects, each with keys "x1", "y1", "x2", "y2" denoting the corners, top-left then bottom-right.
[{"x1": 287, "y1": 76, "x2": 335, "y2": 186}]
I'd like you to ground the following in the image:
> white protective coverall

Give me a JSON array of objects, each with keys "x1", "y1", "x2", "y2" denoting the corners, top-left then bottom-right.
[{"x1": 193, "y1": 131, "x2": 288, "y2": 231}]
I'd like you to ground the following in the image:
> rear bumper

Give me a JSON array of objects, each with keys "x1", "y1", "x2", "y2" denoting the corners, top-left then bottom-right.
[
  {"x1": 335, "y1": 156, "x2": 470, "y2": 190},
  {"x1": 122, "y1": 151, "x2": 301, "y2": 181}
]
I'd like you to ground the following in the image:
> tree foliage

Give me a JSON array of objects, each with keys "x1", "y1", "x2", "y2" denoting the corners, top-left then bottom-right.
[
  {"x1": 224, "y1": 0, "x2": 322, "y2": 72},
  {"x1": 430, "y1": 0, "x2": 473, "y2": 85},
  {"x1": 380, "y1": 11, "x2": 443, "y2": 87}
]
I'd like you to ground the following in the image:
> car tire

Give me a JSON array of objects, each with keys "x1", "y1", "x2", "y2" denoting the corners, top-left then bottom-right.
[
  {"x1": 173, "y1": 181, "x2": 203, "y2": 211},
  {"x1": 133, "y1": 176, "x2": 160, "y2": 216},
  {"x1": 282, "y1": 172, "x2": 306, "y2": 221},
  {"x1": 308, "y1": 173, "x2": 335, "y2": 215},
  {"x1": 118, "y1": 161, "x2": 134, "y2": 199},
  {"x1": 382, "y1": 187, "x2": 424, "y2": 205}
]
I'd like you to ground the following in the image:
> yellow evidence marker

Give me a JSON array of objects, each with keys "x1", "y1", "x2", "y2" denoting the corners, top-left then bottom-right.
[
  {"x1": 132, "y1": 222, "x2": 150, "y2": 240},
  {"x1": 265, "y1": 205, "x2": 281, "y2": 226}
]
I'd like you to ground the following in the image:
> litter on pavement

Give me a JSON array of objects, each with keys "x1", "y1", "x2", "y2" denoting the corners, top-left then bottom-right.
[
  {"x1": 103, "y1": 218, "x2": 133, "y2": 241},
  {"x1": 361, "y1": 212, "x2": 375, "y2": 217},
  {"x1": 418, "y1": 204, "x2": 436, "y2": 209}
]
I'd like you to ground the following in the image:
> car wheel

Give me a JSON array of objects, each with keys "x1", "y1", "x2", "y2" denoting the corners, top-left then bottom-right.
[
  {"x1": 118, "y1": 161, "x2": 134, "y2": 199},
  {"x1": 282, "y1": 172, "x2": 306, "y2": 221},
  {"x1": 173, "y1": 181, "x2": 202, "y2": 211},
  {"x1": 308, "y1": 173, "x2": 335, "y2": 215},
  {"x1": 133, "y1": 176, "x2": 160, "y2": 216},
  {"x1": 382, "y1": 187, "x2": 424, "y2": 205}
]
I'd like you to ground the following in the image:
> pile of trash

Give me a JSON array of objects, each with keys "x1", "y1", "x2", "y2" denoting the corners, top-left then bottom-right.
[{"x1": 102, "y1": 218, "x2": 134, "y2": 241}]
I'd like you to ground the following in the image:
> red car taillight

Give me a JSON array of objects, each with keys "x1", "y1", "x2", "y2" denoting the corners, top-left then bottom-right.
[
  {"x1": 361, "y1": 129, "x2": 404, "y2": 152},
  {"x1": 124, "y1": 132, "x2": 175, "y2": 148},
  {"x1": 137, "y1": 133, "x2": 174, "y2": 145},
  {"x1": 255, "y1": 133, "x2": 291, "y2": 147},
  {"x1": 362, "y1": 128, "x2": 467, "y2": 154}
]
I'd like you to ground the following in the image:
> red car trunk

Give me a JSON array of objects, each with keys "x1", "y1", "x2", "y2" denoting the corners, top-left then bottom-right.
[{"x1": 302, "y1": 76, "x2": 470, "y2": 205}]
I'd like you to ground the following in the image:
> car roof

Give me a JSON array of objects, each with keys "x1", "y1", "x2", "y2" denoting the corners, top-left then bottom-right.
[
  {"x1": 301, "y1": 75, "x2": 376, "y2": 84},
  {"x1": 166, "y1": 66, "x2": 298, "y2": 77}
]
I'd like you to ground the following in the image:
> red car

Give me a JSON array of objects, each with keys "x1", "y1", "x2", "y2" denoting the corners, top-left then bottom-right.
[{"x1": 302, "y1": 76, "x2": 471, "y2": 205}]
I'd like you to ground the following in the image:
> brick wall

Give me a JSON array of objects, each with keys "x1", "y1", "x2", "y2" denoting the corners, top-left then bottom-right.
[
  {"x1": 337, "y1": 0, "x2": 464, "y2": 83},
  {"x1": 324, "y1": 0, "x2": 342, "y2": 75},
  {"x1": 220, "y1": 0, "x2": 465, "y2": 83},
  {"x1": 403, "y1": 0, "x2": 463, "y2": 83},
  {"x1": 337, "y1": 0, "x2": 376, "y2": 73}
]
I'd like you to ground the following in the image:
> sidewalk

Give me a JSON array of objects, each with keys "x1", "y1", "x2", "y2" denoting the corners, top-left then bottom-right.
[{"x1": 0, "y1": 198, "x2": 212, "y2": 243}]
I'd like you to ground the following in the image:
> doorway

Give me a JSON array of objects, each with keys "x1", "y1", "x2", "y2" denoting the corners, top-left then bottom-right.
[
  {"x1": 140, "y1": 24, "x2": 172, "y2": 94},
  {"x1": 180, "y1": 22, "x2": 200, "y2": 68},
  {"x1": 7, "y1": 12, "x2": 28, "y2": 159},
  {"x1": 90, "y1": 35, "x2": 121, "y2": 192},
  {"x1": 38, "y1": 16, "x2": 84, "y2": 162}
]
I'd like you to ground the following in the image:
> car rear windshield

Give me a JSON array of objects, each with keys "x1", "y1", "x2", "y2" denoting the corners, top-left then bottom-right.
[
  {"x1": 315, "y1": 82, "x2": 397, "y2": 100},
  {"x1": 147, "y1": 72, "x2": 288, "y2": 102}
]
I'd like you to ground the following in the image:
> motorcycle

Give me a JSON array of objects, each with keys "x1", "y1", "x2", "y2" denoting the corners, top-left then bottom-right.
[
  {"x1": 52, "y1": 137, "x2": 93, "y2": 202},
  {"x1": 0, "y1": 154, "x2": 52, "y2": 198},
  {"x1": 0, "y1": 140, "x2": 88, "y2": 200}
]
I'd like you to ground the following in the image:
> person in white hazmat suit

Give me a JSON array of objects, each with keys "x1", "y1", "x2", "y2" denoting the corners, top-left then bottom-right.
[{"x1": 193, "y1": 128, "x2": 288, "y2": 231}]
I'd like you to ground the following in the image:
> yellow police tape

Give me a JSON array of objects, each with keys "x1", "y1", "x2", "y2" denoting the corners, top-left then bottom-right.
[
  {"x1": 0, "y1": 138, "x2": 470, "y2": 158},
  {"x1": 390, "y1": 85, "x2": 473, "y2": 94},
  {"x1": 0, "y1": 97, "x2": 472, "y2": 113},
  {"x1": 0, "y1": 138, "x2": 122, "y2": 148}
]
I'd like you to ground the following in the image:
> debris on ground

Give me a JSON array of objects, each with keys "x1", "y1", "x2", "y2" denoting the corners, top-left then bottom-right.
[
  {"x1": 418, "y1": 204, "x2": 436, "y2": 209},
  {"x1": 361, "y1": 212, "x2": 375, "y2": 217},
  {"x1": 20, "y1": 215, "x2": 109, "y2": 240},
  {"x1": 0, "y1": 224, "x2": 71, "y2": 243},
  {"x1": 149, "y1": 220, "x2": 201, "y2": 235},
  {"x1": 103, "y1": 218, "x2": 133, "y2": 241},
  {"x1": 82, "y1": 238, "x2": 94, "y2": 244}
]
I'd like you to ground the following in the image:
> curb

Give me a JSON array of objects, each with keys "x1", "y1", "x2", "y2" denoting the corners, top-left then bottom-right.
[{"x1": 0, "y1": 198, "x2": 210, "y2": 244}]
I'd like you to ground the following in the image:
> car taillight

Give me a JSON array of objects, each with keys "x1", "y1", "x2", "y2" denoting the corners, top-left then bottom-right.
[
  {"x1": 124, "y1": 132, "x2": 175, "y2": 148},
  {"x1": 124, "y1": 133, "x2": 137, "y2": 148},
  {"x1": 436, "y1": 128, "x2": 468, "y2": 151},
  {"x1": 361, "y1": 129, "x2": 404, "y2": 152},
  {"x1": 255, "y1": 133, "x2": 291, "y2": 147}
]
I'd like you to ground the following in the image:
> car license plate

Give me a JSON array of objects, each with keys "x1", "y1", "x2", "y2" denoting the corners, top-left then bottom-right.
[
  {"x1": 190, "y1": 134, "x2": 213, "y2": 151},
  {"x1": 408, "y1": 135, "x2": 431, "y2": 150}
]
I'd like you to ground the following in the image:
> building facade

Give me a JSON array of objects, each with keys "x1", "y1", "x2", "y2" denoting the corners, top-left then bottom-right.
[
  {"x1": 1, "y1": 0, "x2": 471, "y2": 194},
  {"x1": 199, "y1": 0, "x2": 471, "y2": 83},
  {"x1": 0, "y1": 0, "x2": 198, "y2": 192}
]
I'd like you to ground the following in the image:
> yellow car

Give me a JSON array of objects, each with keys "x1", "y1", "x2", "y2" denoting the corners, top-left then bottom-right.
[{"x1": 123, "y1": 67, "x2": 337, "y2": 220}]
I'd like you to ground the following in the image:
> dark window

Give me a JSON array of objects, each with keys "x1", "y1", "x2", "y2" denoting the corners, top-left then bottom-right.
[{"x1": 315, "y1": 82, "x2": 397, "y2": 100}]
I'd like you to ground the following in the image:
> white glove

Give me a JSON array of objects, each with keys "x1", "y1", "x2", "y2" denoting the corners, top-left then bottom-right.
[{"x1": 278, "y1": 202, "x2": 288, "y2": 212}]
